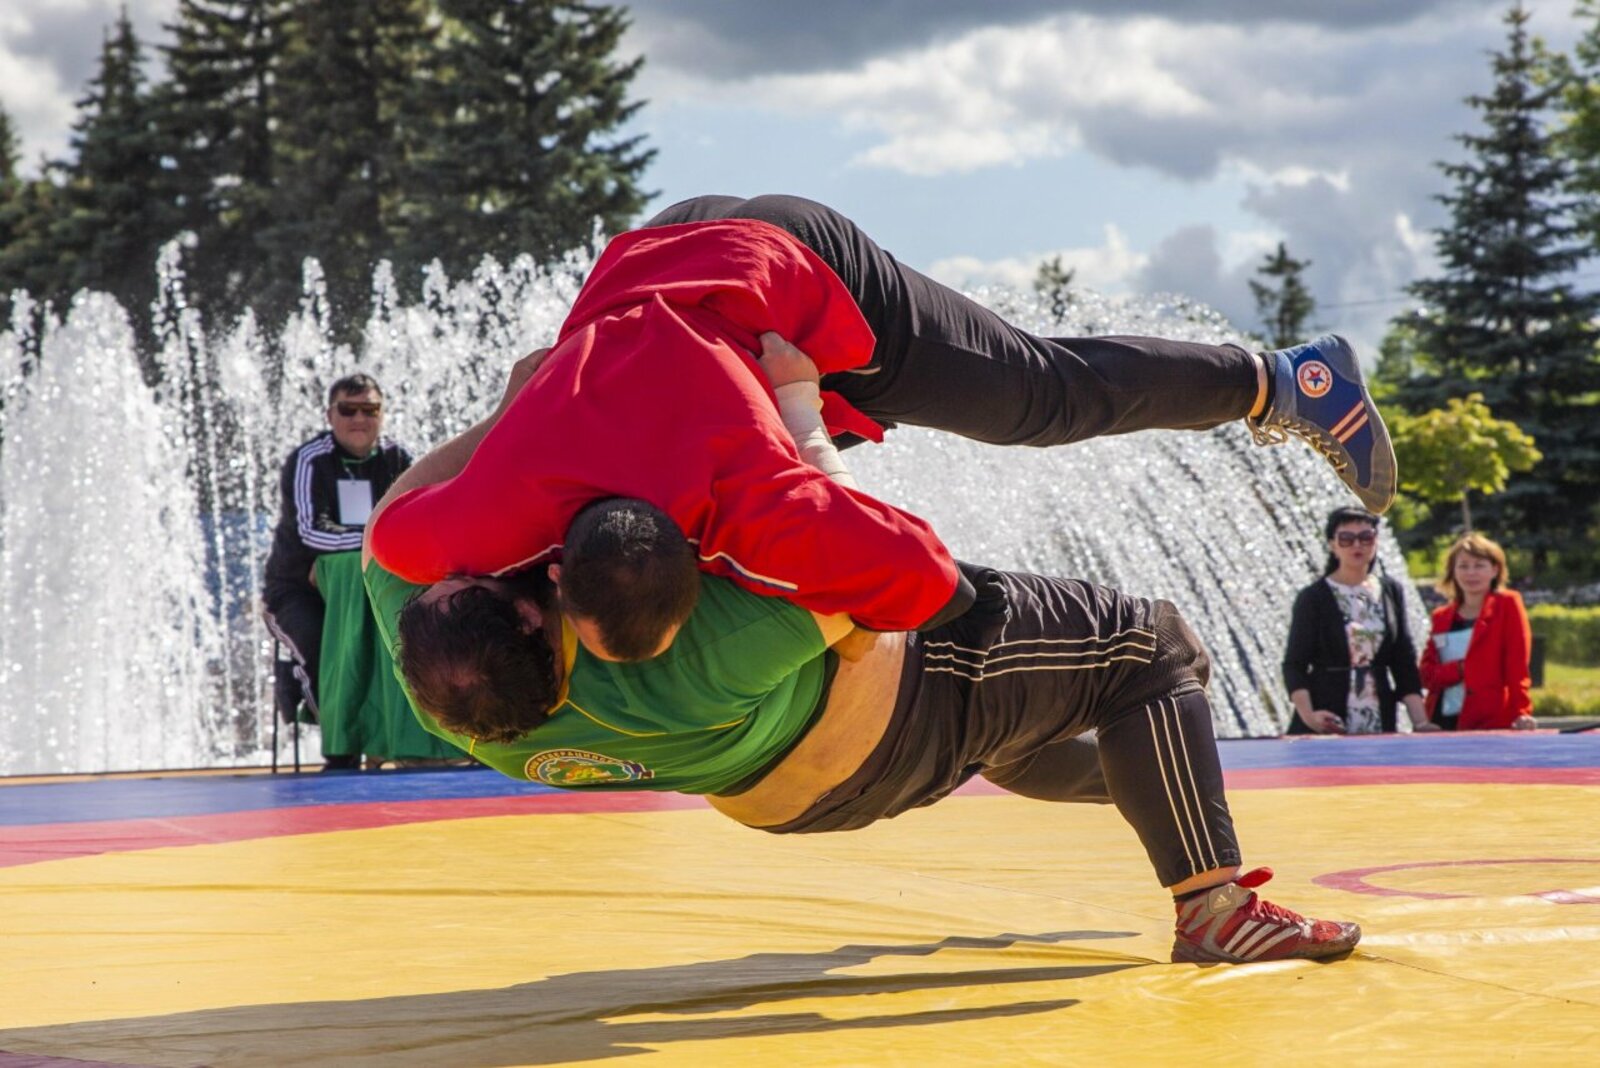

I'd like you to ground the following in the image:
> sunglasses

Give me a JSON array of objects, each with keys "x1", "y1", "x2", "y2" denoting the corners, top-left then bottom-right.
[
  {"x1": 1334, "y1": 530, "x2": 1378, "y2": 547},
  {"x1": 333, "y1": 401, "x2": 382, "y2": 417}
]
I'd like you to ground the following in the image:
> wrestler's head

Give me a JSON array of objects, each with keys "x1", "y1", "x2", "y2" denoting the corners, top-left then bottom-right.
[
  {"x1": 551, "y1": 497, "x2": 700, "y2": 662},
  {"x1": 396, "y1": 567, "x2": 562, "y2": 744}
]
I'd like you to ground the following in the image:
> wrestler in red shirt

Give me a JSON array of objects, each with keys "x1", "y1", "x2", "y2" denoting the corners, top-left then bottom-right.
[{"x1": 369, "y1": 219, "x2": 964, "y2": 632}]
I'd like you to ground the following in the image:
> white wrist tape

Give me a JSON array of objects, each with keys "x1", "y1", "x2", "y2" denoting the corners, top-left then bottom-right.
[{"x1": 775, "y1": 382, "x2": 857, "y2": 488}]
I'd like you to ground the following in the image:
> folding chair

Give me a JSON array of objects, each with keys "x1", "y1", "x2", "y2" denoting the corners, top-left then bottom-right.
[{"x1": 270, "y1": 638, "x2": 303, "y2": 774}]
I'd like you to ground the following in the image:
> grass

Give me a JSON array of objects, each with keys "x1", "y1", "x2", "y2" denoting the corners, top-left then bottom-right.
[{"x1": 1534, "y1": 660, "x2": 1600, "y2": 717}]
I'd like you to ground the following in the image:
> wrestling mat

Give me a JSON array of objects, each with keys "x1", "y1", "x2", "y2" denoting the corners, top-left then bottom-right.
[{"x1": 2, "y1": 732, "x2": 1597, "y2": 1066}]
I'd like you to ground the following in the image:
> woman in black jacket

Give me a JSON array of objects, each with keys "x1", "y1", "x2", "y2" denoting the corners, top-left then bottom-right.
[{"x1": 1282, "y1": 507, "x2": 1436, "y2": 734}]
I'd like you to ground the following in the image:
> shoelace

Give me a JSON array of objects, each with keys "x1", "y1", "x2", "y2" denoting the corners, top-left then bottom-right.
[
  {"x1": 1248, "y1": 414, "x2": 1351, "y2": 473},
  {"x1": 1240, "y1": 891, "x2": 1305, "y2": 929}
]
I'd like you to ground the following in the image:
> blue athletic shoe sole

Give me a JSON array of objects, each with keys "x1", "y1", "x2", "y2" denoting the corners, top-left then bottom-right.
[{"x1": 1250, "y1": 335, "x2": 1396, "y2": 514}]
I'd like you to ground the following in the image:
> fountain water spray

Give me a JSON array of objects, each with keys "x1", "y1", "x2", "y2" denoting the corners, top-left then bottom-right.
[{"x1": 0, "y1": 243, "x2": 1417, "y2": 775}]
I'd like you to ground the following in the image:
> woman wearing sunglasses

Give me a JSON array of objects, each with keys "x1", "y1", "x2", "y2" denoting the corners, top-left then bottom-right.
[
  {"x1": 1281, "y1": 506, "x2": 1435, "y2": 734},
  {"x1": 1418, "y1": 533, "x2": 1535, "y2": 731}
]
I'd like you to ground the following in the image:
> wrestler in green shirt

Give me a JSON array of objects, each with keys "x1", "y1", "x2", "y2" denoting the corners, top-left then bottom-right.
[{"x1": 364, "y1": 561, "x2": 830, "y2": 793}]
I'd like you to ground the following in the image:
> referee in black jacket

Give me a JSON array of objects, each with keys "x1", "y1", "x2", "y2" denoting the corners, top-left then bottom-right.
[{"x1": 263, "y1": 374, "x2": 411, "y2": 767}]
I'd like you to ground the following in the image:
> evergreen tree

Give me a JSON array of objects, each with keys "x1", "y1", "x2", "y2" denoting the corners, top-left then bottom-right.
[
  {"x1": 1398, "y1": 2, "x2": 1600, "y2": 574},
  {"x1": 399, "y1": 0, "x2": 653, "y2": 280},
  {"x1": 259, "y1": 0, "x2": 436, "y2": 332},
  {"x1": 0, "y1": 177, "x2": 68, "y2": 322},
  {"x1": 155, "y1": 0, "x2": 287, "y2": 325},
  {"x1": 1032, "y1": 255, "x2": 1075, "y2": 323},
  {"x1": 1248, "y1": 241, "x2": 1314, "y2": 349},
  {"x1": 1554, "y1": 0, "x2": 1600, "y2": 240},
  {"x1": 0, "y1": 106, "x2": 17, "y2": 185},
  {"x1": 0, "y1": 104, "x2": 32, "y2": 324},
  {"x1": 47, "y1": 9, "x2": 182, "y2": 342}
]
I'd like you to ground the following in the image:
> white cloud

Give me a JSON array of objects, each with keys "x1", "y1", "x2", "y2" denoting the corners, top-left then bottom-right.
[
  {"x1": 733, "y1": 16, "x2": 1217, "y2": 176},
  {"x1": 927, "y1": 224, "x2": 1148, "y2": 293},
  {"x1": 1229, "y1": 161, "x2": 1353, "y2": 193},
  {"x1": 0, "y1": 0, "x2": 178, "y2": 171},
  {"x1": 0, "y1": 46, "x2": 73, "y2": 168},
  {"x1": 1221, "y1": 229, "x2": 1282, "y2": 270}
]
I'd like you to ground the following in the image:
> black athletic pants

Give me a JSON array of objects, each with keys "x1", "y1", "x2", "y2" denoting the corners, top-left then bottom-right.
[
  {"x1": 767, "y1": 570, "x2": 1242, "y2": 889},
  {"x1": 645, "y1": 194, "x2": 1261, "y2": 446},
  {"x1": 263, "y1": 586, "x2": 323, "y2": 722}
]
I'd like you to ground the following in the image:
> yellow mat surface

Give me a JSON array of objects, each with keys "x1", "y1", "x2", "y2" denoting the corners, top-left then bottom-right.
[{"x1": 2, "y1": 784, "x2": 1597, "y2": 1066}]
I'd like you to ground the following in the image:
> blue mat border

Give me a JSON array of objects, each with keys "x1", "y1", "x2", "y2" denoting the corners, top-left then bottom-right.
[{"x1": 2, "y1": 734, "x2": 1596, "y2": 827}]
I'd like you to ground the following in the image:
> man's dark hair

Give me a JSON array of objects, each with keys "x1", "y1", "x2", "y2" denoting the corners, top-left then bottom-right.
[
  {"x1": 559, "y1": 497, "x2": 700, "y2": 661},
  {"x1": 327, "y1": 373, "x2": 382, "y2": 405},
  {"x1": 397, "y1": 570, "x2": 559, "y2": 744}
]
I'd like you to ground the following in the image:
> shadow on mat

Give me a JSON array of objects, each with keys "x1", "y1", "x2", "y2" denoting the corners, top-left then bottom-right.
[{"x1": 0, "y1": 929, "x2": 1142, "y2": 1067}]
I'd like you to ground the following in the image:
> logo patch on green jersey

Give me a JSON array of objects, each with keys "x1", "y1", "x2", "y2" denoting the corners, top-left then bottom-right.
[{"x1": 526, "y1": 748, "x2": 655, "y2": 786}]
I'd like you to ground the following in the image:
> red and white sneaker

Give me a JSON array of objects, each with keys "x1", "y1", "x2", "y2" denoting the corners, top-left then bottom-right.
[{"x1": 1171, "y1": 867, "x2": 1360, "y2": 964}]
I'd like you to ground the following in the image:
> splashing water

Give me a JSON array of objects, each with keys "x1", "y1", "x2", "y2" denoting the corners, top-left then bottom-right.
[{"x1": 0, "y1": 245, "x2": 1417, "y2": 775}]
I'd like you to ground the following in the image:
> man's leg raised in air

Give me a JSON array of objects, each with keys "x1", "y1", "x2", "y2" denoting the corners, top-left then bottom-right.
[{"x1": 646, "y1": 194, "x2": 1394, "y2": 512}]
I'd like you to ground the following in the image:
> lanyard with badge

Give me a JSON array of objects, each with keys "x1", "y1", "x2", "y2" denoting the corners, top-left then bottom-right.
[{"x1": 336, "y1": 457, "x2": 375, "y2": 527}]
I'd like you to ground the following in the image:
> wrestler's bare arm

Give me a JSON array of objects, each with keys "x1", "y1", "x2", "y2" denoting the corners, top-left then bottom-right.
[
  {"x1": 757, "y1": 332, "x2": 858, "y2": 489},
  {"x1": 361, "y1": 347, "x2": 549, "y2": 568},
  {"x1": 757, "y1": 332, "x2": 881, "y2": 662}
]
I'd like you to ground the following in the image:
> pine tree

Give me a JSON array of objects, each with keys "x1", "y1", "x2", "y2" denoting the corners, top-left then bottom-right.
[
  {"x1": 155, "y1": 0, "x2": 287, "y2": 325},
  {"x1": 1032, "y1": 255, "x2": 1075, "y2": 323},
  {"x1": 0, "y1": 107, "x2": 17, "y2": 186},
  {"x1": 1248, "y1": 241, "x2": 1314, "y2": 349},
  {"x1": 1555, "y1": 0, "x2": 1600, "y2": 240},
  {"x1": 47, "y1": 9, "x2": 182, "y2": 344},
  {"x1": 0, "y1": 177, "x2": 68, "y2": 323},
  {"x1": 259, "y1": 0, "x2": 436, "y2": 332},
  {"x1": 0, "y1": 104, "x2": 34, "y2": 323},
  {"x1": 399, "y1": 0, "x2": 653, "y2": 281},
  {"x1": 1399, "y1": 2, "x2": 1600, "y2": 573}
]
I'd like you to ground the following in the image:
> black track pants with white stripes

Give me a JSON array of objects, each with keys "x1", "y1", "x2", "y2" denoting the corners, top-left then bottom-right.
[
  {"x1": 1095, "y1": 687, "x2": 1241, "y2": 886},
  {"x1": 769, "y1": 570, "x2": 1242, "y2": 887},
  {"x1": 263, "y1": 587, "x2": 324, "y2": 721}
]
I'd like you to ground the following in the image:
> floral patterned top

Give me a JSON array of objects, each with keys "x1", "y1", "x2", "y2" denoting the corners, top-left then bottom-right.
[{"x1": 1325, "y1": 576, "x2": 1387, "y2": 734}]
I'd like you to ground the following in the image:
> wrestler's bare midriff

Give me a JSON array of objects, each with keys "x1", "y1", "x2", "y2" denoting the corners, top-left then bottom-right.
[{"x1": 707, "y1": 631, "x2": 908, "y2": 827}]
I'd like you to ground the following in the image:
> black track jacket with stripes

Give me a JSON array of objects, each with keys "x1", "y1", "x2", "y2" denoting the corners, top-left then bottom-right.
[{"x1": 263, "y1": 431, "x2": 411, "y2": 608}]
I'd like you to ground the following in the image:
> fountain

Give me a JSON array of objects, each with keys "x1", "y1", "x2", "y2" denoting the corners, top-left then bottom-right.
[{"x1": 0, "y1": 242, "x2": 1419, "y2": 776}]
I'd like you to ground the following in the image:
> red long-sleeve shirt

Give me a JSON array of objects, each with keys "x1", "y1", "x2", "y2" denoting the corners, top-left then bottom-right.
[{"x1": 369, "y1": 218, "x2": 960, "y2": 630}]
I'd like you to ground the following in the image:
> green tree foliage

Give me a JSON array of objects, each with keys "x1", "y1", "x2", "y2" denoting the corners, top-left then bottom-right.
[
  {"x1": 0, "y1": 178, "x2": 66, "y2": 325},
  {"x1": 1248, "y1": 241, "x2": 1314, "y2": 349},
  {"x1": 258, "y1": 0, "x2": 437, "y2": 331},
  {"x1": 1397, "y1": 3, "x2": 1600, "y2": 572},
  {"x1": 0, "y1": 103, "x2": 22, "y2": 301},
  {"x1": 400, "y1": 0, "x2": 654, "y2": 281},
  {"x1": 46, "y1": 10, "x2": 182, "y2": 344},
  {"x1": 156, "y1": 0, "x2": 286, "y2": 323},
  {"x1": 1, "y1": 0, "x2": 655, "y2": 347},
  {"x1": 1555, "y1": 0, "x2": 1600, "y2": 239},
  {"x1": 1390, "y1": 392, "x2": 1542, "y2": 532},
  {"x1": 1, "y1": 79, "x2": 81, "y2": 324},
  {"x1": 1032, "y1": 254, "x2": 1075, "y2": 322},
  {"x1": 0, "y1": 107, "x2": 17, "y2": 185},
  {"x1": 1371, "y1": 318, "x2": 1429, "y2": 403}
]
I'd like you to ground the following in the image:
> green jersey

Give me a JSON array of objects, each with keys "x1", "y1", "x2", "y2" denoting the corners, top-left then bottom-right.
[{"x1": 363, "y1": 562, "x2": 830, "y2": 793}]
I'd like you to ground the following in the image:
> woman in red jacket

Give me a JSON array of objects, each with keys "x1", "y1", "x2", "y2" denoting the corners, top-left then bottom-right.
[{"x1": 1419, "y1": 533, "x2": 1535, "y2": 730}]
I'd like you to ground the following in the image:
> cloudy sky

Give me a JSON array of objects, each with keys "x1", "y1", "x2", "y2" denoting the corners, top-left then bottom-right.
[{"x1": 0, "y1": 0, "x2": 1588, "y2": 352}]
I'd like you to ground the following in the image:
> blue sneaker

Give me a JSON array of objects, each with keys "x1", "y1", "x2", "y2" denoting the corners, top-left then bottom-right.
[{"x1": 1249, "y1": 335, "x2": 1396, "y2": 514}]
